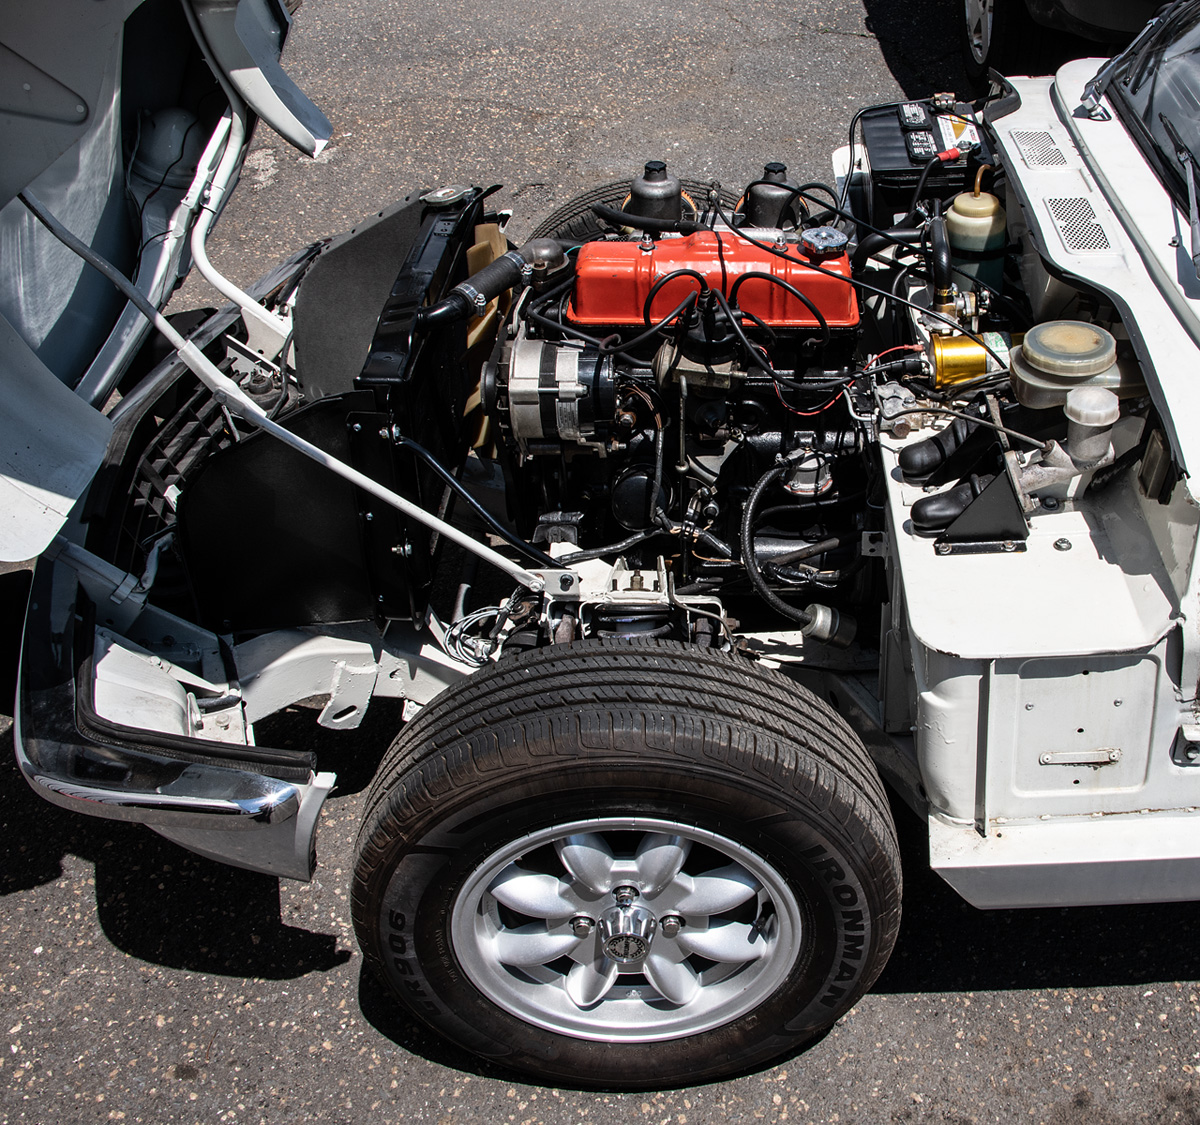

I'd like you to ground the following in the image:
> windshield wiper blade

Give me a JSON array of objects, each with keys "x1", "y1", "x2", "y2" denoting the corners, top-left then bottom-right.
[
  {"x1": 1160, "y1": 113, "x2": 1200, "y2": 279},
  {"x1": 1081, "y1": 2, "x2": 1184, "y2": 117}
]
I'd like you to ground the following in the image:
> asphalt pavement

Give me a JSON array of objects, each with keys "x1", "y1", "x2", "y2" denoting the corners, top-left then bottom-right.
[{"x1": 4, "y1": 0, "x2": 1200, "y2": 1122}]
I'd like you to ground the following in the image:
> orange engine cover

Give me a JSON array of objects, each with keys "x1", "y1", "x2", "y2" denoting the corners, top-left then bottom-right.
[{"x1": 567, "y1": 231, "x2": 859, "y2": 329}]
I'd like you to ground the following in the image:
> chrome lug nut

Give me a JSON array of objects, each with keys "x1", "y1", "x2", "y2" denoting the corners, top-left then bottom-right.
[
  {"x1": 613, "y1": 885, "x2": 639, "y2": 905},
  {"x1": 570, "y1": 916, "x2": 595, "y2": 938},
  {"x1": 659, "y1": 915, "x2": 684, "y2": 938}
]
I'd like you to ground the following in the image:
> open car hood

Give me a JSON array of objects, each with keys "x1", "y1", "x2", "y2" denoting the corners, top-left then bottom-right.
[{"x1": 0, "y1": 0, "x2": 329, "y2": 561}]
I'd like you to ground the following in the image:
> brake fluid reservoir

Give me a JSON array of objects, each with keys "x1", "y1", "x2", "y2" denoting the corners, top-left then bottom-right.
[
  {"x1": 946, "y1": 190, "x2": 1006, "y2": 290},
  {"x1": 1009, "y1": 320, "x2": 1146, "y2": 408}
]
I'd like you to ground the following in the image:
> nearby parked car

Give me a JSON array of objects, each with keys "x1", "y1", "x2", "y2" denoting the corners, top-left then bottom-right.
[
  {"x1": 962, "y1": 0, "x2": 1162, "y2": 81},
  {"x1": 7, "y1": 0, "x2": 1200, "y2": 1093}
]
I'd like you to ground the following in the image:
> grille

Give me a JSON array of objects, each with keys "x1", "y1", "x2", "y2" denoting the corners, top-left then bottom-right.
[
  {"x1": 1012, "y1": 130, "x2": 1067, "y2": 167},
  {"x1": 1046, "y1": 197, "x2": 1111, "y2": 251}
]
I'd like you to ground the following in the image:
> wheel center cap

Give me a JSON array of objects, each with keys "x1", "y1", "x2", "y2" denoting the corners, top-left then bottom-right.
[{"x1": 599, "y1": 904, "x2": 656, "y2": 964}]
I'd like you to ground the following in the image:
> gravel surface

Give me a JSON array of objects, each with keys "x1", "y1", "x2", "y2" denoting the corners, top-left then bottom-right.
[{"x1": 5, "y1": 0, "x2": 1200, "y2": 1122}]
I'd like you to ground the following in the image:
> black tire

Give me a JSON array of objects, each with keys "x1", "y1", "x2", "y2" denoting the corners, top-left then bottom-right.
[
  {"x1": 352, "y1": 639, "x2": 901, "y2": 1088},
  {"x1": 529, "y1": 180, "x2": 741, "y2": 244},
  {"x1": 962, "y1": 0, "x2": 1042, "y2": 84}
]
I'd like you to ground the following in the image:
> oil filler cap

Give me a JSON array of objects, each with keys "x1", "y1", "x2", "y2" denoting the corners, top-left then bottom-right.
[{"x1": 1020, "y1": 320, "x2": 1116, "y2": 378}]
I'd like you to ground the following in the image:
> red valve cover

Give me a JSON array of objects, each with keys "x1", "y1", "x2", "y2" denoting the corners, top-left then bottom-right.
[{"x1": 567, "y1": 232, "x2": 858, "y2": 329}]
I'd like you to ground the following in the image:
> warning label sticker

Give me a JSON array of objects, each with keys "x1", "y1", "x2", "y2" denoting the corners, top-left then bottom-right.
[{"x1": 936, "y1": 115, "x2": 981, "y2": 153}]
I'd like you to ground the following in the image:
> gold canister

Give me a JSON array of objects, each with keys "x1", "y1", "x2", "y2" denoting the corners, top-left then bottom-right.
[{"x1": 931, "y1": 332, "x2": 1015, "y2": 388}]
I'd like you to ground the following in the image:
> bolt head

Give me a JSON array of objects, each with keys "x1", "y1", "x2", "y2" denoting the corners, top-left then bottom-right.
[
  {"x1": 570, "y1": 916, "x2": 595, "y2": 938},
  {"x1": 659, "y1": 915, "x2": 683, "y2": 938},
  {"x1": 559, "y1": 574, "x2": 573, "y2": 592},
  {"x1": 934, "y1": 542, "x2": 951, "y2": 556},
  {"x1": 1054, "y1": 538, "x2": 1072, "y2": 552}
]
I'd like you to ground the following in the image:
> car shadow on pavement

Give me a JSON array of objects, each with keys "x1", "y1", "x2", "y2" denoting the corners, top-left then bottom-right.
[
  {"x1": 859, "y1": 0, "x2": 974, "y2": 99},
  {"x1": 0, "y1": 723, "x2": 349, "y2": 980},
  {"x1": 874, "y1": 803, "x2": 1200, "y2": 995},
  {"x1": 859, "y1": 0, "x2": 1097, "y2": 101},
  {"x1": 354, "y1": 964, "x2": 837, "y2": 1091}
]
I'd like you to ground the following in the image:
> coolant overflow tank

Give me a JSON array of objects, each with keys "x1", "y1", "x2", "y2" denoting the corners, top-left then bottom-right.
[{"x1": 946, "y1": 190, "x2": 1005, "y2": 289}]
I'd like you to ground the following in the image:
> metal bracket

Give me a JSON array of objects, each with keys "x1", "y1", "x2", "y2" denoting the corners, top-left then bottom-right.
[
  {"x1": 1039, "y1": 748, "x2": 1122, "y2": 766},
  {"x1": 861, "y1": 530, "x2": 888, "y2": 557},
  {"x1": 934, "y1": 537, "x2": 1026, "y2": 556}
]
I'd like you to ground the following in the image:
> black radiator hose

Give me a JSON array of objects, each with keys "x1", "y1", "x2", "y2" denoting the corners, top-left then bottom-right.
[
  {"x1": 739, "y1": 464, "x2": 856, "y2": 645},
  {"x1": 851, "y1": 227, "x2": 922, "y2": 271},
  {"x1": 415, "y1": 238, "x2": 567, "y2": 329},
  {"x1": 590, "y1": 202, "x2": 708, "y2": 234},
  {"x1": 929, "y1": 209, "x2": 954, "y2": 303}
]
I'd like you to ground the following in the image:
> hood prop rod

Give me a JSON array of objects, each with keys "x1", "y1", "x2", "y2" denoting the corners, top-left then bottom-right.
[{"x1": 18, "y1": 190, "x2": 549, "y2": 595}]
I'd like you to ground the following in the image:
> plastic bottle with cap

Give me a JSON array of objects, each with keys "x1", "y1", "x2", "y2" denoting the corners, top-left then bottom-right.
[
  {"x1": 1064, "y1": 386, "x2": 1120, "y2": 466},
  {"x1": 946, "y1": 174, "x2": 1006, "y2": 290}
]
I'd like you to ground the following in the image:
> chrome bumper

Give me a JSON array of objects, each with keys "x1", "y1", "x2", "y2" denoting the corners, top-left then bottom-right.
[{"x1": 15, "y1": 557, "x2": 333, "y2": 882}]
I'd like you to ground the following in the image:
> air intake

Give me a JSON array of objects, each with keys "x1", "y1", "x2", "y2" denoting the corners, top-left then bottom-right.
[
  {"x1": 1047, "y1": 197, "x2": 1111, "y2": 252},
  {"x1": 1012, "y1": 130, "x2": 1067, "y2": 167}
]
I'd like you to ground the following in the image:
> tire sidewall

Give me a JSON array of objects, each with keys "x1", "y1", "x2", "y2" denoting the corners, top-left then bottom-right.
[{"x1": 366, "y1": 756, "x2": 887, "y2": 1086}]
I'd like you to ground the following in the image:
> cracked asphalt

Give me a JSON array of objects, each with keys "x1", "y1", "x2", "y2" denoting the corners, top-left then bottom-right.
[{"x1": 5, "y1": 0, "x2": 1200, "y2": 1122}]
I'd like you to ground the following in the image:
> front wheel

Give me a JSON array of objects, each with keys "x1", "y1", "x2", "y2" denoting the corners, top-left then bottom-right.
[{"x1": 352, "y1": 640, "x2": 902, "y2": 1088}]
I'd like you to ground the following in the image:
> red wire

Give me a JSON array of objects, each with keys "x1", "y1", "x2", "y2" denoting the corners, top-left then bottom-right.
[
  {"x1": 864, "y1": 343, "x2": 924, "y2": 370},
  {"x1": 772, "y1": 380, "x2": 840, "y2": 417}
]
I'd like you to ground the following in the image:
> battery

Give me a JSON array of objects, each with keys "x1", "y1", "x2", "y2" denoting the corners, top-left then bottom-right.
[{"x1": 859, "y1": 100, "x2": 992, "y2": 226}]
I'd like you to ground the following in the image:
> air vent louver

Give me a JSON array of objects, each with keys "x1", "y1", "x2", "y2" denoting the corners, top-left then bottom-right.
[
  {"x1": 1047, "y1": 197, "x2": 1111, "y2": 252},
  {"x1": 1012, "y1": 130, "x2": 1067, "y2": 167}
]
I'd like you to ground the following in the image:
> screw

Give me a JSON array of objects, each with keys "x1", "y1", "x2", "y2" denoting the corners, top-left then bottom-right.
[
  {"x1": 364, "y1": 511, "x2": 374, "y2": 522},
  {"x1": 570, "y1": 916, "x2": 595, "y2": 938},
  {"x1": 1025, "y1": 703, "x2": 1035, "y2": 711},
  {"x1": 934, "y1": 542, "x2": 951, "y2": 556},
  {"x1": 659, "y1": 915, "x2": 683, "y2": 938},
  {"x1": 1054, "y1": 538, "x2": 1072, "y2": 551},
  {"x1": 1114, "y1": 699, "x2": 1123, "y2": 707},
  {"x1": 559, "y1": 574, "x2": 573, "y2": 591},
  {"x1": 351, "y1": 423, "x2": 362, "y2": 433},
  {"x1": 1002, "y1": 540, "x2": 1016, "y2": 552},
  {"x1": 378, "y1": 427, "x2": 390, "y2": 440}
]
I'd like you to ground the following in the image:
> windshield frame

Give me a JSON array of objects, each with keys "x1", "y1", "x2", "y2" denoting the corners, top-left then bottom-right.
[{"x1": 1107, "y1": 1, "x2": 1200, "y2": 213}]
